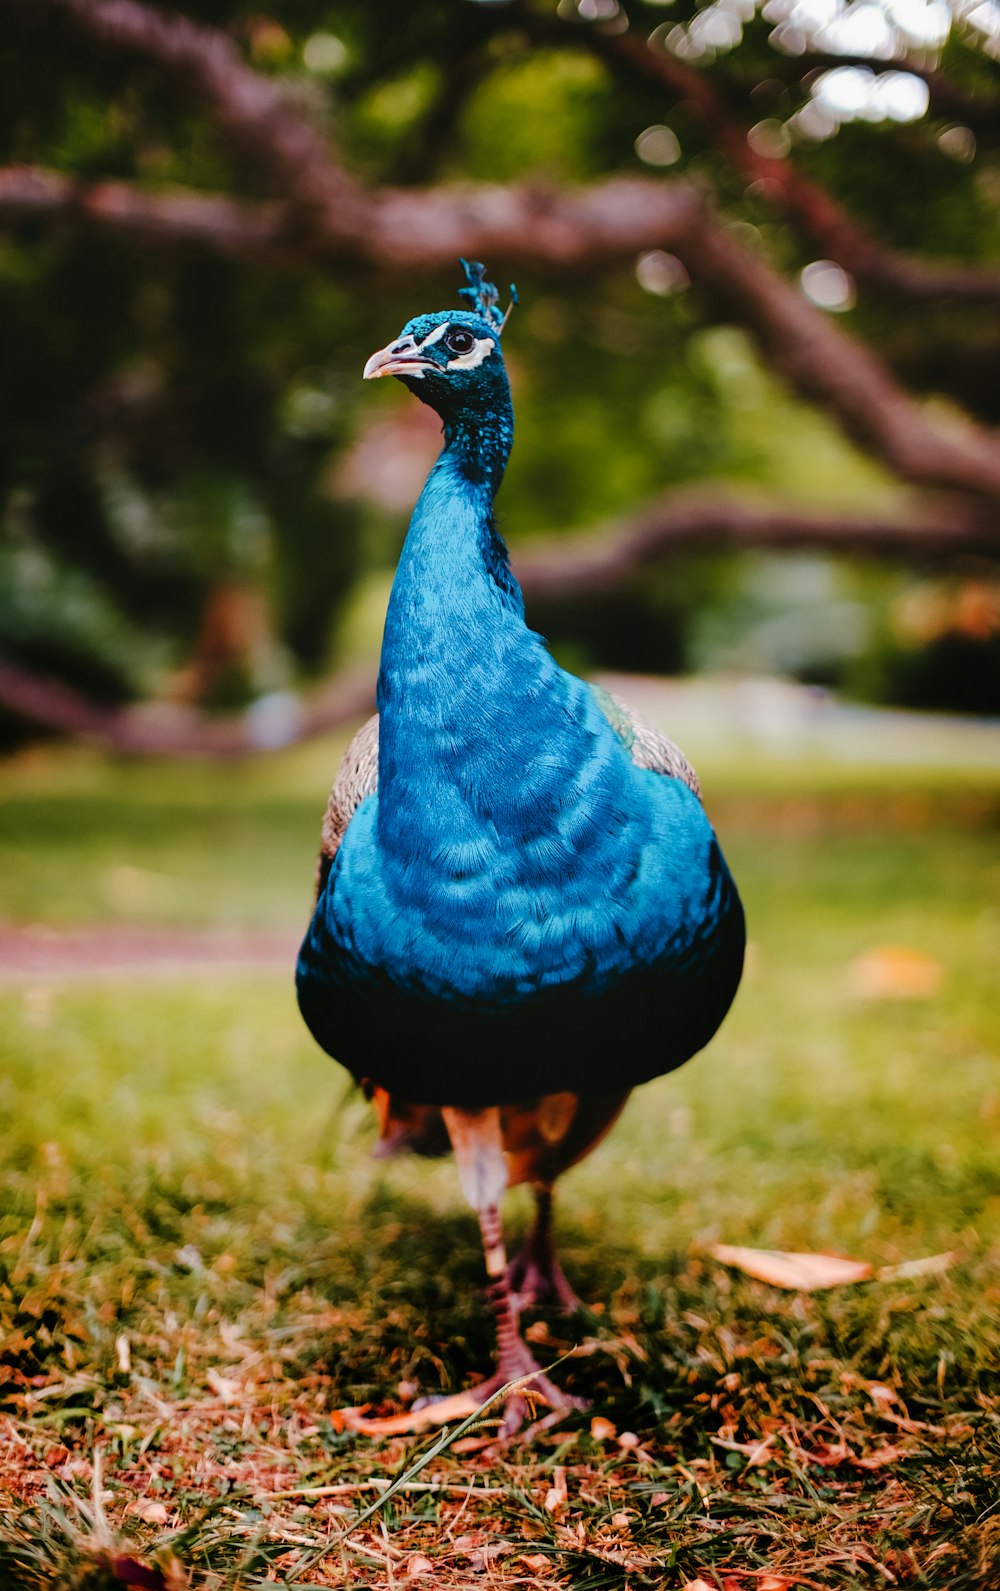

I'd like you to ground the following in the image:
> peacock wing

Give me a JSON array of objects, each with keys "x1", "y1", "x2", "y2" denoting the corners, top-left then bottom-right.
[
  {"x1": 590, "y1": 682, "x2": 701, "y2": 800},
  {"x1": 314, "y1": 713, "x2": 379, "y2": 898}
]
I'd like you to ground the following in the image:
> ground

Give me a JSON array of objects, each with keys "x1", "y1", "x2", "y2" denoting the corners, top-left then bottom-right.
[{"x1": 1, "y1": 691, "x2": 999, "y2": 1589}]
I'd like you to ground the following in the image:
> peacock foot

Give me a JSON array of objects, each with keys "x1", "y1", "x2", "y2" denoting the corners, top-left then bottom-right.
[
  {"x1": 507, "y1": 1244, "x2": 584, "y2": 1317},
  {"x1": 470, "y1": 1340, "x2": 588, "y2": 1439}
]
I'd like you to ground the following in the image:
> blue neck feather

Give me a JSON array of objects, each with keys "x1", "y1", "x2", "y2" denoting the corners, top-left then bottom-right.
[{"x1": 375, "y1": 390, "x2": 545, "y2": 830}]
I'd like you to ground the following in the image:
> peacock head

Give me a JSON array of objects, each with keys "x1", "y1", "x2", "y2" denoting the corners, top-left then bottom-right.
[{"x1": 363, "y1": 261, "x2": 516, "y2": 429}]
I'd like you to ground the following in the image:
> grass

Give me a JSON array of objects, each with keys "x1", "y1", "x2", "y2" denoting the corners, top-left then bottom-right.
[{"x1": 1, "y1": 727, "x2": 999, "y2": 1588}]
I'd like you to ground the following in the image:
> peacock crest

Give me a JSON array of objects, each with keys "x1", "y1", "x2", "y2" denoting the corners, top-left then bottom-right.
[{"x1": 458, "y1": 258, "x2": 518, "y2": 334}]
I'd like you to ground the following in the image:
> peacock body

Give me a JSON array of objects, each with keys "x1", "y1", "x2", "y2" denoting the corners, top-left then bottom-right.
[{"x1": 296, "y1": 268, "x2": 745, "y2": 1431}]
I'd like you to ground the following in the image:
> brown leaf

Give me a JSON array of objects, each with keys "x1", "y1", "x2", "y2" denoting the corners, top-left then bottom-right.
[
  {"x1": 681, "y1": 1579, "x2": 719, "y2": 1591},
  {"x1": 867, "y1": 1381, "x2": 898, "y2": 1407},
  {"x1": 712, "y1": 1433, "x2": 777, "y2": 1466},
  {"x1": 205, "y1": 1368, "x2": 241, "y2": 1404},
  {"x1": 709, "y1": 1245, "x2": 872, "y2": 1290},
  {"x1": 850, "y1": 944, "x2": 943, "y2": 1000},
  {"x1": 855, "y1": 1443, "x2": 908, "y2": 1469},
  {"x1": 877, "y1": 1251, "x2": 957, "y2": 1282},
  {"x1": 130, "y1": 1499, "x2": 170, "y2": 1525},
  {"x1": 521, "y1": 1553, "x2": 550, "y2": 1571},
  {"x1": 804, "y1": 1441, "x2": 853, "y2": 1467},
  {"x1": 335, "y1": 1387, "x2": 482, "y2": 1436},
  {"x1": 590, "y1": 1415, "x2": 617, "y2": 1441},
  {"x1": 405, "y1": 1554, "x2": 434, "y2": 1578},
  {"x1": 544, "y1": 1465, "x2": 568, "y2": 1514}
]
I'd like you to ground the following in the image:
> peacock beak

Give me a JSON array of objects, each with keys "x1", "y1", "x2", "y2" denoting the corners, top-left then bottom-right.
[{"x1": 363, "y1": 335, "x2": 433, "y2": 381}]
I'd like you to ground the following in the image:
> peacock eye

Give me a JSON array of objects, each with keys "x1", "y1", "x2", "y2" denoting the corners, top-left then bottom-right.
[{"x1": 444, "y1": 328, "x2": 475, "y2": 355}]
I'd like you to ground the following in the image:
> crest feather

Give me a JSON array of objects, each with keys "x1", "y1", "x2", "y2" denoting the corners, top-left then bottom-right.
[{"x1": 458, "y1": 259, "x2": 517, "y2": 335}]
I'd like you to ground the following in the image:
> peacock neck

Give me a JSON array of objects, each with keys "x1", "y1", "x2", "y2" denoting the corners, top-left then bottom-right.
[
  {"x1": 440, "y1": 401, "x2": 513, "y2": 498},
  {"x1": 376, "y1": 406, "x2": 562, "y2": 819}
]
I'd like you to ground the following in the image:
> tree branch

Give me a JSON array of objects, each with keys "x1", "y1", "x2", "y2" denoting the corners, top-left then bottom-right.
[
  {"x1": 0, "y1": 655, "x2": 375, "y2": 757},
  {"x1": 51, "y1": 0, "x2": 999, "y2": 300},
  {"x1": 1, "y1": 492, "x2": 993, "y2": 754},
  {"x1": 559, "y1": 19, "x2": 1000, "y2": 305},
  {"x1": 26, "y1": 0, "x2": 366, "y2": 234},
  {"x1": 5, "y1": 160, "x2": 1000, "y2": 500},
  {"x1": 0, "y1": 165, "x2": 288, "y2": 258},
  {"x1": 7, "y1": 0, "x2": 1000, "y2": 500},
  {"x1": 673, "y1": 202, "x2": 1000, "y2": 498},
  {"x1": 516, "y1": 489, "x2": 997, "y2": 597}
]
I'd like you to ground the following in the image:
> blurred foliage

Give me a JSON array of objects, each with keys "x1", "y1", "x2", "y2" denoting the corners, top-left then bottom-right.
[{"x1": 0, "y1": 0, "x2": 999, "y2": 736}]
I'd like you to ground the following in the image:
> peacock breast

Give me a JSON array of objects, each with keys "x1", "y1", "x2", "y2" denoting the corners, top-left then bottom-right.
[{"x1": 320, "y1": 714, "x2": 730, "y2": 1004}]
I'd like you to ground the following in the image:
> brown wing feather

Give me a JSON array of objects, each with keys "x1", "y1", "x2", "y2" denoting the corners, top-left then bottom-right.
[
  {"x1": 315, "y1": 713, "x2": 379, "y2": 898},
  {"x1": 601, "y1": 686, "x2": 701, "y2": 799}
]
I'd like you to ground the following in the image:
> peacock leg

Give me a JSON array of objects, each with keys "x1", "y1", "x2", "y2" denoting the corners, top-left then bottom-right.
[
  {"x1": 441, "y1": 1107, "x2": 585, "y2": 1438},
  {"x1": 472, "y1": 1204, "x2": 586, "y2": 1436},
  {"x1": 507, "y1": 1182, "x2": 584, "y2": 1316}
]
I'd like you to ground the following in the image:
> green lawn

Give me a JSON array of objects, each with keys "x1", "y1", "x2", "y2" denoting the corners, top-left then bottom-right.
[{"x1": 1, "y1": 732, "x2": 999, "y2": 1588}]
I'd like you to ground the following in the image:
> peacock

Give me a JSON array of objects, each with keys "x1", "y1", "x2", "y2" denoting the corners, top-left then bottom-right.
[{"x1": 296, "y1": 262, "x2": 745, "y2": 1434}]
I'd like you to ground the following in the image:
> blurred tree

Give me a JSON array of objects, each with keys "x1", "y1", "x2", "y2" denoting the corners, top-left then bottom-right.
[{"x1": 0, "y1": 0, "x2": 998, "y2": 750}]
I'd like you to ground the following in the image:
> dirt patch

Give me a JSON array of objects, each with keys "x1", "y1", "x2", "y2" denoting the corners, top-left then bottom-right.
[{"x1": 0, "y1": 923, "x2": 298, "y2": 982}]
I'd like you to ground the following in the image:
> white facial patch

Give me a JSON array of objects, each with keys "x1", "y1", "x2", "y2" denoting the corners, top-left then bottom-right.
[
  {"x1": 418, "y1": 322, "x2": 450, "y2": 349},
  {"x1": 446, "y1": 336, "x2": 495, "y2": 372}
]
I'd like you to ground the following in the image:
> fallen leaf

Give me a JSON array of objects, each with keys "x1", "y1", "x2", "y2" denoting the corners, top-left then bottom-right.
[
  {"x1": 335, "y1": 1387, "x2": 482, "y2": 1436},
  {"x1": 681, "y1": 1579, "x2": 718, "y2": 1591},
  {"x1": 405, "y1": 1554, "x2": 434, "y2": 1577},
  {"x1": 205, "y1": 1368, "x2": 242, "y2": 1404},
  {"x1": 451, "y1": 1435, "x2": 494, "y2": 1454},
  {"x1": 590, "y1": 1415, "x2": 616, "y2": 1441},
  {"x1": 544, "y1": 1464, "x2": 568, "y2": 1514},
  {"x1": 855, "y1": 1444, "x2": 908, "y2": 1469},
  {"x1": 712, "y1": 1432, "x2": 777, "y2": 1466},
  {"x1": 468, "y1": 1543, "x2": 506, "y2": 1572},
  {"x1": 877, "y1": 1251, "x2": 957, "y2": 1282},
  {"x1": 805, "y1": 1441, "x2": 853, "y2": 1467},
  {"x1": 850, "y1": 944, "x2": 943, "y2": 1000},
  {"x1": 611, "y1": 1511, "x2": 631, "y2": 1529},
  {"x1": 131, "y1": 1499, "x2": 170, "y2": 1525},
  {"x1": 709, "y1": 1245, "x2": 872, "y2": 1291},
  {"x1": 867, "y1": 1382, "x2": 898, "y2": 1407},
  {"x1": 521, "y1": 1553, "x2": 550, "y2": 1571},
  {"x1": 759, "y1": 1578, "x2": 792, "y2": 1590}
]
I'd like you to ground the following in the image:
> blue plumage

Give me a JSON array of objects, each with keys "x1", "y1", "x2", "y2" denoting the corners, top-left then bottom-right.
[
  {"x1": 296, "y1": 269, "x2": 745, "y2": 1432},
  {"x1": 296, "y1": 291, "x2": 743, "y2": 1105}
]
